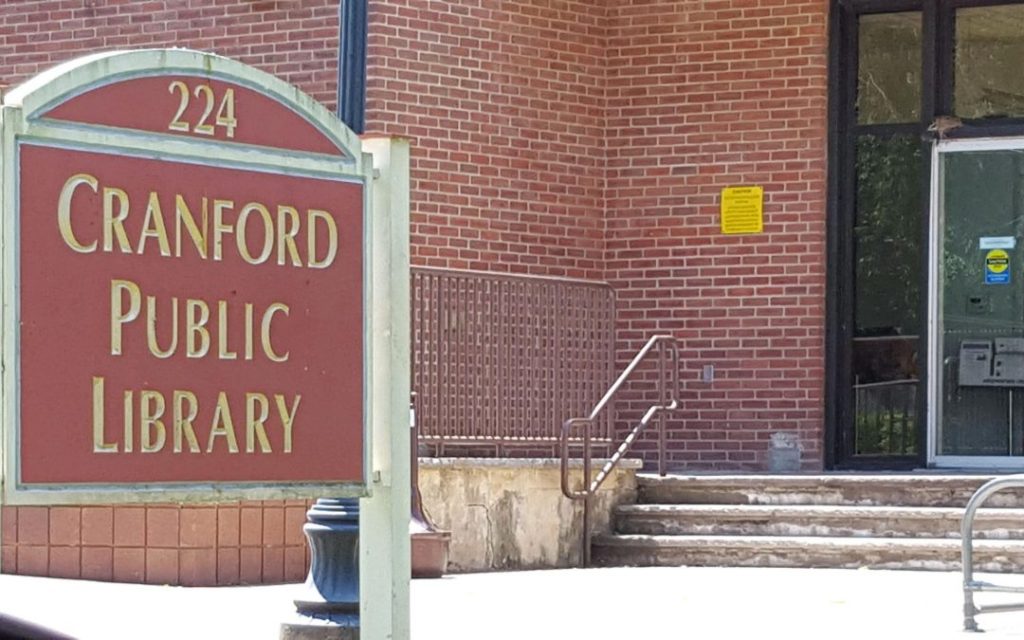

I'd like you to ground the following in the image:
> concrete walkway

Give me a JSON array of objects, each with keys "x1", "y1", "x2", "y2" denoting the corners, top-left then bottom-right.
[{"x1": 3, "y1": 566, "x2": 1024, "y2": 639}]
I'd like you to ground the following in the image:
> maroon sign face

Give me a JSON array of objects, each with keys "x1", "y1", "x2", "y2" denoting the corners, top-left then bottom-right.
[{"x1": 14, "y1": 73, "x2": 364, "y2": 486}]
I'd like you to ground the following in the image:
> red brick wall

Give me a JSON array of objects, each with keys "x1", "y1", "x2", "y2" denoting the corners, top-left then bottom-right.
[
  {"x1": 605, "y1": 1, "x2": 828, "y2": 470},
  {"x1": 365, "y1": 0, "x2": 829, "y2": 469},
  {"x1": 0, "y1": 0, "x2": 340, "y2": 110},
  {"x1": 364, "y1": 0, "x2": 607, "y2": 280}
]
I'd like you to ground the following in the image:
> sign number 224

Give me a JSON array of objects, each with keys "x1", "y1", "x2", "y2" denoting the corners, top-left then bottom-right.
[{"x1": 167, "y1": 80, "x2": 237, "y2": 138}]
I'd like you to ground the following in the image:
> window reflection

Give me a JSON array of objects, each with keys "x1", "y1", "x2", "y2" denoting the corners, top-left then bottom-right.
[
  {"x1": 853, "y1": 134, "x2": 922, "y2": 455},
  {"x1": 956, "y1": 5, "x2": 1024, "y2": 120},
  {"x1": 857, "y1": 12, "x2": 921, "y2": 125}
]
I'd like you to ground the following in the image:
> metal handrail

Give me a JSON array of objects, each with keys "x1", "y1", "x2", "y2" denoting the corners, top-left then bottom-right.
[
  {"x1": 559, "y1": 334, "x2": 680, "y2": 566},
  {"x1": 962, "y1": 474, "x2": 1024, "y2": 632}
]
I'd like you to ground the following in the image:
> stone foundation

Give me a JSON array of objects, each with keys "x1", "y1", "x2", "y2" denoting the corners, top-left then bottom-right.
[{"x1": 417, "y1": 458, "x2": 640, "y2": 572}]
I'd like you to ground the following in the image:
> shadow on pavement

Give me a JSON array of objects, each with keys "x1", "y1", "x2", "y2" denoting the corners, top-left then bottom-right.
[{"x1": 0, "y1": 613, "x2": 75, "y2": 640}]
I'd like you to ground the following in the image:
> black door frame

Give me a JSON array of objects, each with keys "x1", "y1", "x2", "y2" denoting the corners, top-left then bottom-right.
[{"x1": 826, "y1": 0, "x2": 1024, "y2": 469}]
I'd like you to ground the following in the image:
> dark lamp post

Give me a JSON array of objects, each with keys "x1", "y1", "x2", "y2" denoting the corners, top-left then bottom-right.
[{"x1": 280, "y1": 498, "x2": 360, "y2": 640}]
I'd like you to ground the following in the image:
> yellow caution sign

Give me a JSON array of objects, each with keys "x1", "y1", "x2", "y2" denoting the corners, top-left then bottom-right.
[{"x1": 720, "y1": 186, "x2": 764, "y2": 234}]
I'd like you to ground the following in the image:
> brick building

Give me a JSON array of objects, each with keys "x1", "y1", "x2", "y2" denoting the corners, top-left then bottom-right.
[
  {"x1": 2, "y1": 0, "x2": 1024, "y2": 583},
  {"x1": 367, "y1": 0, "x2": 826, "y2": 470}
]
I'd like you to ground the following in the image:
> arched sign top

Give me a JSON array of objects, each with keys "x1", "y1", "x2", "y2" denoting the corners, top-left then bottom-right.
[
  {"x1": 2, "y1": 49, "x2": 375, "y2": 503},
  {"x1": 4, "y1": 49, "x2": 360, "y2": 161}
]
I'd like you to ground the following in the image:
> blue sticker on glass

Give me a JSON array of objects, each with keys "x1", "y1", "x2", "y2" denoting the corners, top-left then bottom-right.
[{"x1": 986, "y1": 249, "x2": 1010, "y2": 285}]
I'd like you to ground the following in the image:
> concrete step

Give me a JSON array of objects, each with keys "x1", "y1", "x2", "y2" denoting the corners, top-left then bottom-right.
[
  {"x1": 591, "y1": 534, "x2": 1024, "y2": 572},
  {"x1": 615, "y1": 504, "x2": 1024, "y2": 539},
  {"x1": 637, "y1": 474, "x2": 1024, "y2": 508}
]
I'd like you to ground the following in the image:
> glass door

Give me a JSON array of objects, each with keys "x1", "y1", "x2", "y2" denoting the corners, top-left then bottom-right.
[{"x1": 931, "y1": 139, "x2": 1024, "y2": 467}]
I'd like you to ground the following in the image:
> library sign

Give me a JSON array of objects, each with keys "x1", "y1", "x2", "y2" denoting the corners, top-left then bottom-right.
[{"x1": 0, "y1": 50, "x2": 372, "y2": 502}]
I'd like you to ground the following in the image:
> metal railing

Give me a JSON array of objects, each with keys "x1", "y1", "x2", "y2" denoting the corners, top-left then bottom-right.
[
  {"x1": 560, "y1": 334, "x2": 681, "y2": 566},
  {"x1": 412, "y1": 267, "x2": 615, "y2": 456},
  {"x1": 853, "y1": 379, "x2": 918, "y2": 455},
  {"x1": 962, "y1": 474, "x2": 1024, "y2": 632}
]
